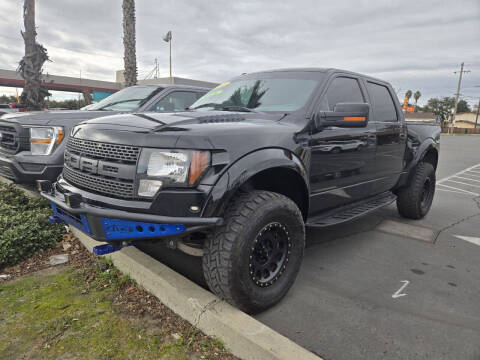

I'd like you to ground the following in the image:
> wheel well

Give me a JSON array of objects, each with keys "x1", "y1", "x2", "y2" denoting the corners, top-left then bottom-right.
[
  {"x1": 422, "y1": 148, "x2": 438, "y2": 169},
  {"x1": 242, "y1": 167, "x2": 309, "y2": 220}
]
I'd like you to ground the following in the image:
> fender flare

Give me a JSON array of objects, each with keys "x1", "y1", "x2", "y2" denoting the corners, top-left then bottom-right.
[
  {"x1": 201, "y1": 148, "x2": 309, "y2": 218},
  {"x1": 409, "y1": 138, "x2": 439, "y2": 172},
  {"x1": 396, "y1": 138, "x2": 439, "y2": 190}
]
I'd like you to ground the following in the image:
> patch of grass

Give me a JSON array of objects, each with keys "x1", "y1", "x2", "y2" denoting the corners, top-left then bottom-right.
[
  {"x1": 0, "y1": 268, "x2": 190, "y2": 359},
  {"x1": 0, "y1": 258, "x2": 235, "y2": 360},
  {"x1": 0, "y1": 182, "x2": 65, "y2": 268}
]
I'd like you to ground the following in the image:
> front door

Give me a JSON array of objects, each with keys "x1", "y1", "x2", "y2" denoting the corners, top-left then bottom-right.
[{"x1": 308, "y1": 76, "x2": 377, "y2": 216}]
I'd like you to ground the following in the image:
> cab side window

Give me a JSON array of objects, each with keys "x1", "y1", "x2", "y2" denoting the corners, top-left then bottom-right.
[
  {"x1": 366, "y1": 82, "x2": 398, "y2": 122},
  {"x1": 151, "y1": 91, "x2": 198, "y2": 112},
  {"x1": 320, "y1": 77, "x2": 364, "y2": 111}
]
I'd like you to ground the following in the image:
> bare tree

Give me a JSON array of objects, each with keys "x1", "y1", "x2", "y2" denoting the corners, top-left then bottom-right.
[
  {"x1": 122, "y1": 0, "x2": 137, "y2": 86},
  {"x1": 18, "y1": 0, "x2": 49, "y2": 110}
]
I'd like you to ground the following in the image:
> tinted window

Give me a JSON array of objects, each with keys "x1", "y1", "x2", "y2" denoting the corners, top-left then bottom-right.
[
  {"x1": 88, "y1": 86, "x2": 163, "y2": 111},
  {"x1": 191, "y1": 78, "x2": 320, "y2": 112},
  {"x1": 151, "y1": 91, "x2": 198, "y2": 112},
  {"x1": 367, "y1": 82, "x2": 397, "y2": 122},
  {"x1": 321, "y1": 77, "x2": 364, "y2": 110}
]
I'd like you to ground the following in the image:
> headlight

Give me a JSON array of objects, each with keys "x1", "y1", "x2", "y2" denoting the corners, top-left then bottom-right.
[
  {"x1": 137, "y1": 149, "x2": 210, "y2": 197},
  {"x1": 29, "y1": 126, "x2": 64, "y2": 155}
]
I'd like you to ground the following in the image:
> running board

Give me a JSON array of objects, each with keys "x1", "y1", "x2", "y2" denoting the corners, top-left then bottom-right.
[{"x1": 306, "y1": 192, "x2": 396, "y2": 228}]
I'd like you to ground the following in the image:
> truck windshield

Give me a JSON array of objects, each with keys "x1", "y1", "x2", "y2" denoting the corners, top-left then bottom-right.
[
  {"x1": 190, "y1": 77, "x2": 320, "y2": 113},
  {"x1": 87, "y1": 86, "x2": 163, "y2": 112}
]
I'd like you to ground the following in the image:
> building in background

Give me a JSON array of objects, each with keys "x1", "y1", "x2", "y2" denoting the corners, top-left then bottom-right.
[
  {"x1": 404, "y1": 112, "x2": 437, "y2": 122},
  {"x1": 452, "y1": 112, "x2": 479, "y2": 129},
  {"x1": 115, "y1": 70, "x2": 217, "y2": 89}
]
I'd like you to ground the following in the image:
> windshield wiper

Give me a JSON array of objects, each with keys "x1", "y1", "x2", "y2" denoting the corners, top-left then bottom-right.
[
  {"x1": 190, "y1": 103, "x2": 220, "y2": 110},
  {"x1": 220, "y1": 105, "x2": 257, "y2": 113},
  {"x1": 96, "y1": 98, "x2": 144, "y2": 111}
]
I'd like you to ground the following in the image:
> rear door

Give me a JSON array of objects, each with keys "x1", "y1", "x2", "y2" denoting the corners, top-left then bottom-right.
[
  {"x1": 308, "y1": 75, "x2": 377, "y2": 215},
  {"x1": 364, "y1": 80, "x2": 406, "y2": 193}
]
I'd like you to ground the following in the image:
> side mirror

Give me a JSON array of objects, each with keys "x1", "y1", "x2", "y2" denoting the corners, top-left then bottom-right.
[{"x1": 315, "y1": 103, "x2": 370, "y2": 129}]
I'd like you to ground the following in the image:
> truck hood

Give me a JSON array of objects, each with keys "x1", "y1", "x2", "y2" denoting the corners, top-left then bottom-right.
[
  {"x1": 72, "y1": 111, "x2": 302, "y2": 153},
  {"x1": 0, "y1": 110, "x2": 118, "y2": 126},
  {"x1": 78, "y1": 111, "x2": 285, "y2": 131}
]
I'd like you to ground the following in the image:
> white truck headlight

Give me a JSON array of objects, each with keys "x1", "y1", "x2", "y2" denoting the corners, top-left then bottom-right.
[
  {"x1": 29, "y1": 126, "x2": 64, "y2": 155},
  {"x1": 137, "y1": 149, "x2": 210, "y2": 197}
]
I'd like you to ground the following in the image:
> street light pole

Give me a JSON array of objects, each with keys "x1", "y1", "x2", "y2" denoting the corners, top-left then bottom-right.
[
  {"x1": 169, "y1": 37, "x2": 172, "y2": 84},
  {"x1": 162, "y1": 30, "x2": 173, "y2": 84}
]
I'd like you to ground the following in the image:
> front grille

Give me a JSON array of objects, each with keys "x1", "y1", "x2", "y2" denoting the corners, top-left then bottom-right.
[
  {"x1": 66, "y1": 137, "x2": 140, "y2": 163},
  {"x1": 63, "y1": 166, "x2": 135, "y2": 199},
  {"x1": 0, "y1": 125, "x2": 18, "y2": 151},
  {"x1": 0, "y1": 125, "x2": 30, "y2": 153}
]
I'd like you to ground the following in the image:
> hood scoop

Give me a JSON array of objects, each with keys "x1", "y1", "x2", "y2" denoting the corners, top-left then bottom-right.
[{"x1": 196, "y1": 114, "x2": 246, "y2": 124}]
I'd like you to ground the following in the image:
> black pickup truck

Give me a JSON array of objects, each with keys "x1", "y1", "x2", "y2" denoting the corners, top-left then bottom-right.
[
  {"x1": 0, "y1": 84, "x2": 209, "y2": 183},
  {"x1": 40, "y1": 68, "x2": 440, "y2": 313}
]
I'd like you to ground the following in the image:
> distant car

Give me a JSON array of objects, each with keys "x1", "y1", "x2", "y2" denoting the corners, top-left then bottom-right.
[
  {"x1": 0, "y1": 84, "x2": 210, "y2": 183},
  {"x1": 0, "y1": 103, "x2": 26, "y2": 117}
]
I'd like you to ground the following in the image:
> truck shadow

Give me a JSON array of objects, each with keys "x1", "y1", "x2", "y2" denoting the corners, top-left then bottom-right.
[
  {"x1": 135, "y1": 208, "x2": 396, "y2": 290},
  {"x1": 135, "y1": 242, "x2": 209, "y2": 288}
]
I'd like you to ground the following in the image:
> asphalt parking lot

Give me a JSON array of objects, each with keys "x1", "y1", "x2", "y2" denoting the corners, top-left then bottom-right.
[{"x1": 138, "y1": 135, "x2": 480, "y2": 360}]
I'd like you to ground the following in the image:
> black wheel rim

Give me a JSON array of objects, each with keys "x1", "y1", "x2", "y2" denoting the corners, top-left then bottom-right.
[
  {"x1": 420, "y1": 177, "x2": 434, "y2": 210},
  {"x1": 249, "y1": 222, "x2": 291, "y2": 287}
]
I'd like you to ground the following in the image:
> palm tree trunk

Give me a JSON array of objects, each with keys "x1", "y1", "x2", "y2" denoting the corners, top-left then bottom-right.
[
  {"x1": 122, "y1": 0, "x2": 137, "y2": 87},
  {"x1": 18, "y1": 0, "x2": 49, "y2": 110}
]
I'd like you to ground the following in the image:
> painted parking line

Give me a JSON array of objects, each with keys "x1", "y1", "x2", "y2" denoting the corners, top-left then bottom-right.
[
  {"x1": 454, "y1": 176, "x2": 480, "y2": 183},
  {"x1": 445, "y1": 179, "x2": 480, "y2": 188},
  {"x1": 437, "y1": 163, "x2": 480, "y2": 197},
  {"x1": 454, "y1": 235, "x2": 480, "y2": 247},
  {"x1": 437, "y1": 183, "x2": 479, "y2": 197}
]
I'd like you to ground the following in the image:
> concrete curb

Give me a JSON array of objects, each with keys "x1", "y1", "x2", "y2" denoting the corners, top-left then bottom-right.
[{"x1": 72, "y1": 229, "x2": 322, "y2": 360}]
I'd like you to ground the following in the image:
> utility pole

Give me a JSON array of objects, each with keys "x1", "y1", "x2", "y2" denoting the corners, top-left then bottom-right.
[
  {"x1": 475, "y1": 97, "x2": 480, "y2": 131},
  {"x1": 154, "y1": 58, "x2": 159, "y2": 79},
  {"x1": 450, "y1": 62, "x2": 470, "y2": 133}
]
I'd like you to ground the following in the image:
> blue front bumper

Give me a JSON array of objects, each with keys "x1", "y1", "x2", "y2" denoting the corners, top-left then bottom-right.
[{"x1": 43, "y1": 191, "x2": 222, "y2": 243}]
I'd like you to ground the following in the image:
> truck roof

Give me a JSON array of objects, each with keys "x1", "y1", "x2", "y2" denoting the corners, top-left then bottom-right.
[
  {"x1": 128, "y1": 84, "x2": 211, "y2": 91},
  {"x1": 240, "y1": 67, "x2": 389, "y2": 85}
]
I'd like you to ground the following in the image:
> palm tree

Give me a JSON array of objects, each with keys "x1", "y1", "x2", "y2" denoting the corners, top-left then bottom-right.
[
  {"x1": 18, "y1": 0, "x2": 49, "y2": 110},
  {"x1": 122, "y1": 0, "x2": 137, "y2": 86},
  {"x1": 405, "y1": 90, "x2": 413, "y2": 105},
  {"x1": 413, "y1": 91, "x2": 421, "y2": 107}
]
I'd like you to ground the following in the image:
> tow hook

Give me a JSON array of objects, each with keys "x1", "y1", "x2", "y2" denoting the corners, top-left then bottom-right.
[
  {"x1": 93, "y1": 242, "x2": 136, "y2": 256},
  {"x1": 48, "y1": 215, "x2": 63, "y2": 224}
]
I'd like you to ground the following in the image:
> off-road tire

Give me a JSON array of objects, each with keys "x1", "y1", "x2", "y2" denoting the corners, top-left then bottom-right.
[
  {"x1": 202, "y1": 190, "x2": 305, "y2": 314},
  {"x1": 396, "y1": 162, "x2": 436, "y2": 220}
]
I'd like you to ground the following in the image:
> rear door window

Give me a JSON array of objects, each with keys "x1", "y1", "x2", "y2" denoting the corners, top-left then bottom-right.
[{"x1": 366, "y1": 82, "x2": 398, "y2": 122}]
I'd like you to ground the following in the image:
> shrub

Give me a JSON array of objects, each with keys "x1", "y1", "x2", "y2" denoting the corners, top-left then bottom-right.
[{"x1": 0, "y1": 183, "x2": 65, "y2": 268}]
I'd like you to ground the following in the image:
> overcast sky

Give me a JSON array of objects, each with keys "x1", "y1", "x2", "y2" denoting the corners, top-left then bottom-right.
[{"x1": 0, "y1": 0, "x2": 479, "y2": 105}]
